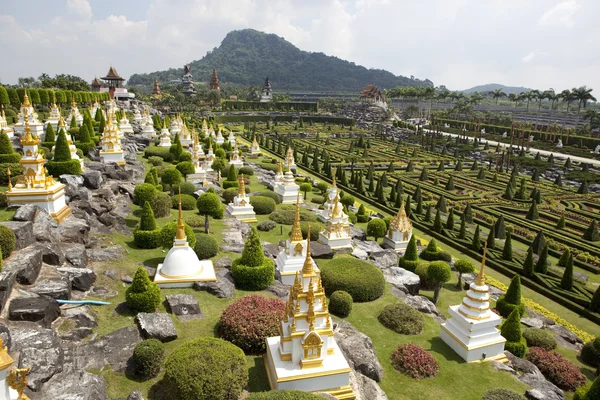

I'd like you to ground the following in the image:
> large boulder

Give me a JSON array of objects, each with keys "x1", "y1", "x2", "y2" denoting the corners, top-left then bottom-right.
[
  {"x1": 62, "y1": 244, "x2": 88, "y2": 269},
  {"x1": 384, "y1": 267, "x2": 420, "y2": 295},
  {"x1": 3, "y1": 246, "x2": 43, "y2": 284},
  {"x1": 57, "y1": 216, "x2": 90, "y2": 245},
  {"x1": 390, "y1": 288, "x2": 445, "y2": 322},
  {"x1": 505, "y1": 351, "x2": 565, "y2": 400},
  {"x1": 350, "y1": 371, "x2": 388, "y2": 400},
  {"x1": 369, "y1": 250, "x2": 398, "y2": 270},
  {"x1": 165, "y1": 294, "x2": 203, "y2": 321},
  {"x1": 0, "y1": 271, "x2": 16, "y2": 312},
  {"x1": 57, "y1": 266, "x2": 96, "y2": 291},
  {"x1": 333, "y1": 321, "x2": 383, "y2": 382},
  {"x1": 52, "y1": 305, "x2": 98, "y2": 341},
  {"x1": 9, "y1": 297, "x2": 61, "y2": 327},
  {"x1": 13, "y1": 204, "x2": 38, "y2": 222},
  {"x1": 38, "y1": 370, "x2": 108, "y2": 400},
  {"x1": 0, "y1": 221, "x2": 34, "y2": 250},
  {"x1": 135, "y1": 312, "x2": 178, "y2": 342},
  {"x1": 311, "y1": 242, "x2": 334, "y2": 259},
  {"x1": 81, "y1": 170, "x2": 103, "y2": 190},
  {"x1": 354, "y1": 240, "x2": 383, "y2": 254},
  {"x1": 33, "y1": 243, "x2": 65, "y2": 265},
  {"x1": 194, "y1": 269, "x2": 235, "y2": 298},
  {"x1": 87, "y1": 246, "x2": 125, "y2": 262},
  {"x1": 32, "y1": 209, "x2": 59, "y2": 243},
  {"x1": 60, "y1": 174, "x2": 84, "y2": 189},
  {"x1": 30, "y1": 279, "x2": 72, "y2": 300}
]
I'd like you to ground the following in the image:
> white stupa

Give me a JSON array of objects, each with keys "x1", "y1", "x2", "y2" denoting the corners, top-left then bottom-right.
[
  {"x1": 205, "y1": 142, "x2": 216, "y2": 165},
  {"x1": 0, "y1": 338, "x2": 25, "y2": 399},
  {"x1": 229, "y1": 142, "x2": 244, "y2": 167},
  {"x1": 226, "y1": 175, "x2": 256, "y2": 222},
  {"x1": 158, "y1": 119, "x2": 172, "y2": 147},
  {"x1": 208, "y1": 125, "x2": 215, "y2": 139},
  {"x1": 383, "y1": 202, "x2": 413, "y2": 252},
  {"x1": 119, "y1": 110, "x2": 134, "y2": 133},
  {"x1": 227, "y1": 130, "x2": 236, "y2": 145},
  {"x1": 141, "y1": 117, "x2": 156, "y2": 138},
  {"x1": 99, "y1": 112, "x2": 125, "y2": 166},
  {"x1": 318, "y1": 192, "x2": 352, "y2": 249},
  {"x1": 45, "y1": 93, "x2": 61, "y2": 131},
  {"x1": 249, "y1": 136, "x2": 261, "y2": 157},
  {"x1": 215, "y1": 128, "x2": 225, "y2": 145},
  {"x1": 276, "y1": 164, "x2": 300, "y2": 204},
  {"x1": 53, "y1": 117, "x2": 84, "y2": 170},
  {"x1": 13, "y1": 91, "x2": 44, "y2": 136},
  {"x1": 0, "y1": 107, "x2": 14, "y2": 138},
  {"x1": 178, "y1": 122, "x2": 193, "y2": 146},
  {"x1": 133, "y1": 108, "x2": 143, "y2": 123},
  {"x1": 201, "y1": 118, "x2": 208, "y2": 135},
  {"x1": 284, "y1": 146, "x2": 296, "y2": 170},
  {"x1": 187, "y1": 135, "x2": 207, "y2": 182},
  {"x1": 65, "y1": 97, "x2": 83, "y2": 127},
  {"x1": 276, "y1": 196, "x2": 317, "y2": 285},
  {"x1": 440, "y1": 246, "x2": 507, "y2": 363},
  {"x1": 265, "y1": 238, "x2": 354, "y2": 398},
  {"x1": 317, "y1": 174, "x2": 344, "y2": 223},
  {"x1": 154, "y1": 192, "x2": 216, "y2": 287}
]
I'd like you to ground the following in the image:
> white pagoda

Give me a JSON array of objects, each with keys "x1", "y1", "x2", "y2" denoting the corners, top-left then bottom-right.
[
  {"x1": 119, "y1": 110, "x2": 134, "y2": 133},
  {"x1": 440, "y1": 246, "x2": 507, "y2": 363},
  {"x1": 201, "y1": 119, "x2": 208, "y2": 135},
  {"x1": 178, "y1": 122, "x2": 193, "y2": 146},
  {"x1": 215, "y1": 128, "x2": 225, "y2": 145},
  {"x1": 141, "y1": 117, "x2": 156, "y2": 138},
  {"x1": 264, "y1": 237, "x2": 354, "y2": 398},
  {"x1": 276, "y1": 196, "x2": 317, "y2": 285},
  {"x1": 133, "y1": 108, "x2": 143, "y2": 123},
  {"x1": 208, "y1": 124, "x2": 215, "y2": 139},
  {"x1": 249, "y1": 136, "x2": 261, "y2": 157},
  {"x1": 205, "y1": 142, "x2": 216, "y2": 165},
  {"x1": 227, "y1": 130, "x2": 236, "y2": 146},
  {"x1": 13, "y1": 91, "x2": 44, "y2": 136},
  {"x1": 99, "y1": 112, "x2": 125, "y2": 166},
  {"x1": 154, "y1": 192, "x2": 216, "y2": 287},
  {"x1": 318, "y1": 175, "x2": 344, "y2": 223},
  {"x1": 318, "y1": 192, "x2": 352, "y2": 249},
  {"x1": 226, "y1": 175, "x2": 256, "y2": 222},
  {"x1": 45, "y1": 93, "x2": 61, "y2": 130},
  {"x1": 66, "y1": 97, "x2": 83, "y2": 127},
  {"x1": 229, "y1": 142, "x2": 244, "y2": 167},
  {"x1": 0, "y1": 107, "x2": 13, "y2": 138},
  {"x1": 383, "y1": 203, "x2": 413, "y2": 252},
  {"x1": 53, "y1": 117, "x2": 84, "y2": 170},
  {"x1": 187, "y1": 135, "x2": 207, "y2": 182},
  {"x1": 158, "y1": 120, "x2": 172, "y2": 147},
  {"x1": 6, "y1": 113, "x2": 71, "y2": 223},
  {"x1": 284, "y1": 146, "x2": 296, "y2": 170},
  {"x1": 276, "y1": 164, "x2": 300, "y2": 204}
]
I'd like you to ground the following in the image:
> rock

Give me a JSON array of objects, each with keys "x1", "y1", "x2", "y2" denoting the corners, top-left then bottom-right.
[
  {"x1": 214, "y1": 257, "x2": 233, "y2": 269},
  {"x1": 505, "y1": 351, "x2": 565, "y2": 400},
  {"x1": 0, "y1": 221, "x2": 34, "y2": 250},
  {"x1": 391, "y1": 290, "x2": 445, "y2": 322},
  {"x1": 166, "y1": 294, "x2": 203, "y2": 321},
  {"x1": 53, "y1": 305, "x2": 98, "y2": 341},
  {"x1": 492, "y1": 360, "x2": 516, "y2": 374},
  {"x1": 384, "y1": 267, "x2": 420, "y2": 295},
  {"x1": 121, "y1": 275, "x2": 133, "y2": 284},
  {"x1": 352, "y1": 247, "x2": 369, "y2": 260},
  {"x1": 57, "y1": 267, "x2": 97, "y2": 291},
  {"x1": 370, "y1": 250, "x2": 398, "y2": 270},
  {"x1": 38, "y1": 370, "x2": 108, "y2": 400},
  {"x1": 117, "y1": 183, "x2": 135, "y2": 200},
  {"x1": 194, "y1": 269, "x2": 235, "y2": 298},
  {"x1": 81, "y1": 170, "x2": 103, "y2": 189},
  {"x1": 349, "y1": 370, "x2": 388, "y2": 400},
  {"x1": 0, "y1": 322, "x2": 10, "y2": 350},
  {"x1": 57, "y1": 216, "x2": 90, "y2": 245},
  {"x1": 60, "y1": 174, "x2": 84, "y2": 189},
  {"x1": 262, "y1": 242, "x2": 280, "y2": 260},
  {"x1": 89, "y1": 285, "x2": 118, "y2": 299},
  {"x1": 526, "y1": 309, "x2": 555, "y2": 326},
  {"x1": 103, "y1": 269, "x2": 118, "y2": 280},
  {"x1": 136, "y1": 312, "x2": 178, "y2": 342},
  {"x1": 265, "y1": 281, "x2": 289, "y2": 298},
  {"x1": 9, "y1": 297, "x2": 61, "y2": 327},
  {"x1": 87, "y1": 246, "x2": 125, "y2": 262},
  {"x1": 0, "y1": 271, "x2": 16, "y2": 312},
  {"x1": 350, "y1": 226, "x2": 366, "y2": 241},
  {"x1": 30, "y1": 279, "x2": 72, "y2": 300},
  {"x1": 10, "y1": 327, "x2": 63, "y2": 391},
  {"x1": 333, "y1": 321, "x2": 383, "y2": 382},
  {"x1": 33, "y1": 243, "x2": 65, "y2": 265},
  {"x1": 127, "y1": 390, "x2": 145, "y2": 400},
  {"x1": 521, "y1": 317, "x2": 545, "y2": 329},
  {"x1": 546, "y1": 324, "x2": 582, "y2": 344},
  {"x1": 525, "y1": 387, "x2": 565, "y2": 400},
  {"x1": 63, "y1": 244, "x2": 88, "y2": 268},
  {"x1": 13, "y1": 204, "x2": 38, "y2": 221},
  {"x1": 310, "y1": 242, "x2": 334, "y2": 259},
  {"x1": 354, "y1": 240, "x2": 383, "y2": 254},
  {"x1": 32, "y1": 209, "x2": 59, "y2": 243},
  {"x1": 574, "y1": 272, "x2": 589, "y2": 283},
  {"x1": 3, "y1": 246, "x2": 43, "y2": 284}
]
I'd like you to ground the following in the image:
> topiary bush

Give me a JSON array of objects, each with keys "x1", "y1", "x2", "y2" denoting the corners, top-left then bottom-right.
[
  {"x1": 148, "y1": 156, "x2": 163, "y2": 166},
  {"x1": 254, "y1": 190, "x2": 281, "y2": 204},
  {"x1": 46, "y1": 159, "x2": 82, "y2": 176},
  {"x1": 132, "y1": 338, "x2": 164, "y2": 380},
  {"x1": 145, "y1": 146, "x2": 174, "y2": 163},
  {"x1": 580, "y1": 340, "x2": 600, "y2": 367},
  {"x1": 194, "y1": 234, "x2": 219, "y2": 259},
  {"x1": 179, "y1": 182, "x2": 196, "y2": 195},
  {"x1": 171, "y1": 194, "x2": 197, "y2": 210},
  {"x1": 246, "y1": 391, "x2": 321, "y2": 400},
  {"x1": 378, "y1": 302, "x2": 425, "y2": 334},
  {"x1": 163, "y1": 337, "x2": 248, "y2": 400},
  {"x1": 133, "y1": 229, "x2": 162, "y2": 249},
  {"x1": 159, "y1": 221, "x2": 196, "y2": 249},
  {"x1": 320, "y1": 255, "x2": 385, "y2": 302},
  {"x1": 502, "y1": 308, "x2": 527, "y2": 358},
  {"x1": 257, "y1": 220, "x2": 277, "y2": 232},
  {"x1": 496, "y1": 275, "x2": 526, "y2": 318},
  {"x1": 481, "y1": 388, "x2": 525, "y2": 400},
  {"x1": 329, "y1": 290, "x2": 353, "y2": 318},
  {"x1": 419, "y1": 238, "x2": 451, "y2": 262},
  {"x1": 527, "y1": 347, "x2": 587, "y2": 391},
  {"x1": 222, "y1": 180, "x2": 239, "y2": 189},
  {"x1": 522, "y1": 328, "x2": 557, "y2": 351},
  {"x1": 269, "y1": 207, "x2": 317, "y2": 225},
  {"x1": 133, "y1": 183, "x2": 158, "y2": 207},
  {"x1": 151, "y1": 192, "x2": 172, "y2": 218},
  {"x1": 0, "y1": 225, "x2": 15, "y2": 259},
  {"x1": 125, "y1": 267, "x2": 161, "y2": 313},
  {"x1": 391, "y1": 343, "x2": 439, "y2": 379},
  {"x1": 219, "y1": 295, "x2": 285, "y2": 354},
  {"x1": 231, "y1": 227, "x2": 274, "y2": 290},
  {"x1": 299, "y1": 221, "x2": 320, "y2": 241},
  {"x1": 238, "y1": 166, "x2": 254, "y2": 176},
  {"x1": 250, "y1": 196, "x2": 277, "y2": 215},
  {"x1": 222, "y1": 187, "x2": 240, "y2": 204}
]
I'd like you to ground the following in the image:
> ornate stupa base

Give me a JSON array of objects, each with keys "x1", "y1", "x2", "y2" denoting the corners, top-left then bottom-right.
[
  {"x1": 154, "y1": 259, "x2": 216, "y2": 288},
  {"x1": 383, "y1": 236, "x2": 410, "y2": 252},
  {"x1": 7, "y1": 184, "x2": 71, "y2": 223},
  {"x1": 276, "y1": 185, "x2": 300, "y2": 204},
  {"x1": 187, "y1": 171, "x2": 207, "y2": 182},
  {"x1": 14, "y1": 123, "x2": 44, "y2": 136},
  {"x1": 141, "y1": 126, "x2": 156, "y2": 137},
  {"x1": 275, "y1": 248, "x2": 318, "y2": 286},
  {"x1": 264, "y1": 337, "x2": 354, "y2": 399},
  {"x1": 216, "y1": 137, "x2": 225, "y2": 145},
  {"x1": 318, "y1": 232, "x2": 352, "y2": 249},
  {"x1": 180, "y1": 139, "x2": 193, "y2": 146},
  {"x1": 158, "y1": 140, "x2": 172, "y2": 147},
  {"x1": 229, "y1": 159, "x2": 244, "y2": 168},
  {"x1": 120, "y1": 123, "x2": 134, "y2": 133},
  {"x1": 100, "y1": 151, "x2": 126, "y2": 166},
  {"x1": 226, "y1": 204, "x2": 256, "y2": 222}
]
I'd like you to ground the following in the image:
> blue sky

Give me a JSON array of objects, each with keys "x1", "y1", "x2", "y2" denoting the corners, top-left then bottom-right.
[{"x1": 1, "y1": 0, "x2": 599, "y2": 94}]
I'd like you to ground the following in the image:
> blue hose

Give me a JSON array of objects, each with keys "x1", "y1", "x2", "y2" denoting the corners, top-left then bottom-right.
[{"x1": 57, "y1": 300, "x2": 110, "y2": 305}]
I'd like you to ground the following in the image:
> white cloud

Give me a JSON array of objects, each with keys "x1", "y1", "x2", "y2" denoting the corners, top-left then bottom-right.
[
  {"x1": 522, "y1": 50, "x2": 539, "y2": 63},
  {"x1": 66, "y1": 0, "x2": 92, "y2": 20},
  {"x1": 538, "y1": 0, "x2": 580, "y2": 28}
]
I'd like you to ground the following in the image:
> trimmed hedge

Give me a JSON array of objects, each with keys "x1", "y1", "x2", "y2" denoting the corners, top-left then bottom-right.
[
  {"x1": 133, "y1": 183, "x2": 158, "y2": 207},
  {"x1": 171, "y1": 194, "x2": 197, "y2": 210},
  {"x1": 0, "y1": 225, "x2": 15, "y2": 259},
  {"x1": 46, "y1": 159, "x2": 82, "y2": 176},
  {"x1": 257, "y1": 220, "x2": 277, "y2": 232},
  {"x1": 151, "y1": 192, "x2": 172, "y2": 218},
  {"x1": 329, "y1": 290, "x2": 353, "y2": 318},
  {"x1": 132, "y1": 339, "x2": 164, "y2": 380},
  {"x1": 179, "y1": 182, "x2": 196, "y2": 195},
  {"x1": 269, "y1": 206, "x2": 317, "y2": 225},
  {"x1": 125, "y1": 267, "x2": 161, "y2": 313},
  {"x1": 522, "y1": 328, "x2": 557, "y2": 351},
  {"x1": 194, "y1": 234, "x2": 219, "y2": 259},
  {"x1": 144, "y1": 146, "x2": 174, "y2": 162},
  {"x1": 159, "y1": 222, "x2": 196, "y2": 249},
  {"x1": 580, "y1": 340, "x2": 600, "y2": 367},
  {"x1": 164, "y1": 337, "x2": 248, "y2": 400},
  {"x1": 320, "y1": 255, "x2": 385, "y2": 302},
  {"x1": 378, "y1": 302, "x2": 425, "y2": 334},
  {"x1": 231, "y1": 259, "x2": 275, "y2": 291},
  {"x1": 249, "y1": 196, "x2": 277, "y2": 215},
  {"x1": 133, "y1": 229, "x2": 162, "y2": 249},
  {"x1": 254, "y1": 190, "x2": 281, "y2": 204}
]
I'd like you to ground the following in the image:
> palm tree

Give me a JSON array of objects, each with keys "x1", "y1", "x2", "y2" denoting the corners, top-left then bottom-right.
[
  {"x1": 508, "y1": 93, "x2": 519, "y2": 107},
  {"x1": 530, "y1": 90, "x2": 542, "y2": 110},
  {"x1": 522, "y1": 91, "x2": 537, "y2": 111},
  {"x1": 490, "y1": 88, "x2": 507, "y2": 105},
  {"x1": 470, "y1": 92, "x2": 484, "y2": 106},
  {"x1": 560, "y1": 89, "x2": 574, "y2": 112},
  {"x1": 572, "y1": 86, "x2": 597, "y2": 113},
  {"x1": 543, "y1": 89, "x2": 559, "y2": 111},
  {"x1": 584, "y1": 109, "x2": 600, "y2": 134}
]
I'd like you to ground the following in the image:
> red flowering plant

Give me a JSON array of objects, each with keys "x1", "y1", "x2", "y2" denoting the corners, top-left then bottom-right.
[
  {"x1": 391, "y1": 343, "x2": 439, "y2": 379},
  {"x1": 526, "y1": 347, "x2": 586, "y2": 392},
  {"x1": 219, "y1": 295, "x2": 285, "y2": 354}
]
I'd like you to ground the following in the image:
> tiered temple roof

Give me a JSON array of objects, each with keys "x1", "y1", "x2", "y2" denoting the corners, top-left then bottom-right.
[
  {"x1": 209, "y1": 68, "x2": 220, "y2": 91},
  {"x1": 360, "y1": 84, "x2": 383, "y2": 100}
]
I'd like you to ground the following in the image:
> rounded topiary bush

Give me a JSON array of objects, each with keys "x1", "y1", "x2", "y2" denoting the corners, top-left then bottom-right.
[
  {"x1": 219, "y1": 295, "x2": 285, "y2": 354},
  {"x1": 133, "y1": 183, "x2": 158, "y2": 207},
  {"x1": 164, "y1": 337, "x2": 248, "y2": 400},
  {"x1": 391, "y1": 343, "x2": 439, "y2": 379},
  {"x1": 125, "y1": 267, "x2": 161, "y2": 313},
  {"x1": 132, "y1": 338, "x2": 164, "y2": 380},
  {"x1": 269, "y1": 206, "x2": 317, "y2": 225},
  {"x1": 523, "y1": 328, "x2": 557, "y2": 351},
  {"x1": 171, "y1": 194, "x2": 197, "y2": 210},
  {"x1": 231, "y1": 227, "x2": 275, "y2": 290},
  {"x1": 299, "y1": 221, "x2": 320, "y2": 241},
  {"x1": 329, "y1": 290, "x2": 353, "y2": 318},
  {"x1": 0, "y1": 225, "x2": 15, "y2": 259},
  {"x1": 254, "y1": 190, "x2": 281, "y2": 204},
  {"x1": 311, "y1": 195, "x2": 325, "y2": 204},
  {"x1": 257, "y1": 220, "x2": 277, "y2": 232},
  {"x1": 238, "y1": 166, "x2": 255, "y2": 176},
  {"x1": 250, "y1": 196, "x2": 277, "y2": 215},
  {"x1": 527, "y1": 347, "x2": 587, "y2": 391},
  {"x1": 481, "y1": 388, "x2": 525, "y2": 400},
  {"x1": 247, "y1": 391, "x2": 321, "y2": 400},
  {"x1": 580, "y1": 340, "x2": 600, "y2": 367},
  {"x1": 133, "y1": 229, "x2": 162, "y2": 249},
  {"x1": 222, "y1": 187, "x2": 239, "y2": 204},
  {"x1": 320, "y1": 255, "x2": 385, "y2": 302},
  {"x1": 222, "y1": 180, "x2": 239, "y2": 189},
  {"x1": 159, "y1": 221, "x2": 196, "y2": 249},
  {"x1": 194, "y1": 234, "x2": 219, "y2": 259},
  {"x1": 178, "y1": 182, "x2": 196, "y2": 195},
  {"x1": 151, "y1": 192, "x2": 172, "y2": 218},
  {"x1": 378, "y1": 302, "x2": 425, "y2": 335}
]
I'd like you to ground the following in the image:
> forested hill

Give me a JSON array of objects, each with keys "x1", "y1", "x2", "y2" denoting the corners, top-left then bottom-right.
[{"x1": 128, "y1": 29, "x2": 432, "y2": 91}]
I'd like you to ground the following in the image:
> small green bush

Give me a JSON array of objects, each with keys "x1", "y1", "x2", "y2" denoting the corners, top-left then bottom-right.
[
  {"x1": 231, "y1": 227, "x2": 274, "y2": 290},
  {"x1": 159, "y1": 221, "x2": 196, "y2": 249},
  {"x1": 238, "y1": 166, "x2": 254, "y2": 176},
  {"x1": 46, "y1": 159, "x2": 82, "y2": 176},
  {"x1": 311, "y1": 195, "x2": 325, "y2": 204},
  {"x1": 481, "y1": 388, "x2": 525, "y2": 400},
  {"x1": 133, "y1": 183, "x2": 158, "y2": 207},
  {"x1": 357, "y1": 214, "x2": 369, "y2": 223},
  {"x1": 299, "y1": 221, "x2": 320, "y2": 241},
  {"x1": 222, "y1": 187, "x2": 240, "y2": 203},
  {"x1": 125, "y1": 267, "x2": 161, "y2": 313},
  {"x1": 179, "y1": 182, "x2": 196, "y2": 195},
  {"x1": 347, "y1": 212, "x2": 357, "y2": 224},
  {"x1": 257, "y1": 220, "x2": 277, "y2": 232},
  {"x1": 378, "y1": 302, "x2": 425, "y2": 334},
  {"x1": 254, "y1": 190, "x2": 281, "y2": 204},
  {"x1": 269, "y1": 207, "x2": 317, "y2": 225},
  {"x1": 151, "y1": 192, "x2": 172, "y2": 218},
  {"x1": 132, "y1": 339, "x2": 164, "y2": 380},
  {"x1": 144, "y1": 146, "x2": 174, "y2": 162},
  {"x1": 250, "y1": 196, "x2": 277, "y2": 215},
  {"x1": 580, "y1": 340, "x2": 600, "y2": 367},
  {"x1": 148, "y1": 156, "x2": 163, "y2": 166},
  {"x1": 133, "y1": 229, "x2": 162, "y2": 249},
  {"x1": 0, "y1": 225, "x2": 15, "y2": 259},
  {"x1": 329, "y1": 291, "x2": 353, "y2": 318},
  {"x1": 321, "y1": 255, "x2": 385, "y2": 302},
  {"x1": 194, "y1": 234, "x2": 219, "y2": 259},
  {"x1": 0, "y1": 164, "x2": 22, "y2": 185},
  {"x1": 171, "y1": 194, "x2": 197, "y2": 210},
  {"x1": 222, "y1": 180, "x2": 239, "y2": 189},
  {"x1": 523, "y1": 328, "x2": 557, "y2": 351}
]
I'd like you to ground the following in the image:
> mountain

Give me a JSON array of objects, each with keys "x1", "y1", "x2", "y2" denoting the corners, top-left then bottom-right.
[
  {"x1": 128, "y1": 29, "x2": 432, "y2": 92},
  {"x1": 461, "y1": 83, "x2": 532, "y2": 95}
]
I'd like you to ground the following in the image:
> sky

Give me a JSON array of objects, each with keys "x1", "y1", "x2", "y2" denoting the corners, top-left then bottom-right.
[{"x1": 1, "y1": 0, "x2": 599, "y2": 93}]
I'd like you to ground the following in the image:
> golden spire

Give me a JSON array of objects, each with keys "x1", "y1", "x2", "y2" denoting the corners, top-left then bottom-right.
[
  {"x1": 331, "y1": 192, "x2": 341, "y2": 218},
  {"x1": 307, "y1": 277, "x2": 315, "y2": 331},
  {"x1": 58, "y1": 114, "x2": 66, "y2": 130},
  {"x1": 175, "y1": 186, "x2": 186, "y2": 240},
  {"x1": 51, "y1": 91, "x2": 57, "y2": 106},
  {"x1": 71, "y1": 95, "x2": 76, "y2": 108},
  {"x1": 252, "y1": 135, "x2": 258, "y2": 146},
  {"x1": 238, "y1": 174, "x2": 245, "y2": 196},
  {"x1": 332, "y1": 168, "x2": 337, "y2": 187},
  {"x1": 475, "y1": 244, "x2": 487, "y2": 286},
  {"x1": 278, "y1": 160, "x2": 283, "y2": 175},
  {"x1": 20, "y1": 110, "x2": 38, "y2": 146},
  {"x1": 163, "y1": 117, "x2": 167, "y2": 129},
  {"x1": 6, "y1": 168, "x2": 12, "y2": 191},
  {"x1": 302, "y1": 226, "x2": 314, "y2": 275},
  {"x1": 290, "y1": 193, "x2": 303, "y2": 242},
  {"x1": 22, "y1": 90, "x2": 31, "y2": 107},
  {"x1": 1, "y1": 105, "x2": 5, "y2": 120}
]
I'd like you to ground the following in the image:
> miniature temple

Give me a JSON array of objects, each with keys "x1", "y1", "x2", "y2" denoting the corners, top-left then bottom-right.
[
  {"x1": 264, "y1": 233, "x2": 354, "y2": 399},
  {"x1": 209, "y1": 68, "x2": 220, "y2": 91},
  {"x1": 318, "y1": 192, "x2": 352, "y2": 249},
  {"x1": 359, "y1": 84, "x2": 387, "y2": 110},
  {"x1": 249, "y1": 136, "x2": 261, "y2": 157},
  {"x1": 91, "y1": 99, "x2": 101, "y2": 117},
  {"x1": 226, "y1": 175, "x2": 256, "y2": 222},
  {"x1": 6, "y1": 113, "x2": 71, "y2": 223},
  {"x1": 285, "y1": 146, "x2": 296, "y2": 170},
  {"x1": 158, "y1": 120, "x2": 172, "y2": 147},
  {"x1": 13, "y1": 91, "x2": 44, "y2": 136},
  {"x1": 440, "y1": 246, "x2": 507, "y2": 363},
  {"x1": 215, "y1": 128, "x2": 225, "y2": 145},
  {"x1": 152, "y1": 79, "x2": 161, "y2": 95},
  {"x1": 187, "y1": 135, "x2": 207, "y2": 182},
  {"x1": 0, "y1": 338, "x2": 29, "y2": 400},
  {"x1": 0, "y1": 107, "x2": 13, "y2": 138},
  {"x1": 276, "y1": 164, "x2": 300, "y2": 204},
  {"x1": 178, "y1": 122, "x2": 193, "y2": 146},
  {"x1": 53, "y1": 117, "x2": 85, "y2": 170},
  {"x1": 383, "y1": 202, "x2": 413, "y2": 252},
  {"x1": 154, "y1": 191, "x2": 216, "y2": 287},
  {"x1": 201, "y1": 119, "x2": 208, "y2": 135},
  {"x1": 170, "y1": 115, "x2": 182, "y2": 136},
  {"x1": 182, "y1": 64, "x2": 196, "y2": 96},
  {"x1": 318, "y1": 175, "x2": 344, "y2": 223},
  {"x1": 141, "y1": 111, "x2": 156, "y2": 137},
  {"x1": 208, "y1": 124, "x2": 216, "y2": 139},
  {"x1": 205, "y1": 142, "x2": 216, "y2": 165},
  {"x1": 66, "y1": 97, "x2": 83, "y2": 126},
  {"x1": 99, "y1": 113, "x2": 125, "y2": 166},
  {"x1": 229, "y1": 142, "x2": 244, "y2": 167},
  {"x1": 260, "y1": 77, "x2": 273, "y2": 102},
  {"x1": 227, "y1": 130, "x2": 236, "y2": 145},
  {"x1": 274, "y1": 161, "x2": 285, "y2": 184},
  {"x1": 101, "y1": 65, "x2": 125, "y2": 100},
  {"x1": 91, "y1": 76, "x2": 103, "y2": 92},
  {"x1": 276, "y1": 195, "x2": 317, "y2": 285},
  {"x1": 46, "y1": 93, "x2": 61, "y2": 130},
  {"x1": 119, "y1": 109, "x2": 134, "y2": 133},
  {"x1": 133, "y1": 108, "x2": 143, "y2": 123}
]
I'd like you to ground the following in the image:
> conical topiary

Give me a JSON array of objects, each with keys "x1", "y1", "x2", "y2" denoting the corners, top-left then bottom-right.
[
  {"x1": 526, "y1": 199, "x2": 538, "y2": 221},
  {"x1": 53, "y1": 130, "x2": 72, "y2": 161},
  {"x1": 523, "y1": 247, "x2": 534, "y2": 276},
  {"x1": 139, "y1": 201, "x2": 157, "y2": 231},
  {"x1": 495, "y1": 215, "x2": 506, "y2": 239},
  {"x1": 496, "y1": 275, "x2": 525, "y2": 318},
  {"x1": 501, "y1": 308, "x2": 527, "y2": 358},
  {"x1": 125, "y1": 267, "x2": 161, "y2": 313},
  {"x1": 433, "y1": 209, "x2": 443, "y2": 233},
  {"x1": 238, "y1": 227, "x2": 265, "y2": 267},
  {"x1": 44, "y1": 123, "x2": 56, "y2": 143},
  {"x1": 436, "y1": 195, "x2": 447, "y2": 213},
  {"x1": 502, "y1": 231, "x2": 513, "y2": 261},
  {"x1": 583, "y1": 220, "x2": 599, "y2": 242},
  {"x1": 446, "y1": 208, "x2": 454, "y2": 230},
  {"x1": 532, "y1": 231, "x2": 546, "y2": 256},
  {"x1": 578, "y1": 180, "x2": 588, "y2": 194},
  {"x1": 403, "y1": 235, "x2": 418, "y2": 261},
  {"x1": 560, "y1": 254, "x2": 574, "y2": 291},
  {"x1": 79, "y1": 123, "x2": 91, "y2": 143},
  {"x1": 464, "y1": 203, "x2": 473, "y2": 224},
  {"x1": 556, "y1": 215, "x2": 566, "y2": 229},
  {"x1": 590, "y1": 286, "x2": 600, "y2": 312},
  {"x1": 458, "y1": 214, "x2": 466, "y2": 239},
  {"x1": 534, "y1": 244, "x2": 549, "y2": 274},
  {"x1": 558, "y1": 249, "x2": 571, "y2": 268},
  {"x1": 472, "y1": 225, "x2": 481, "y2": 252},
  {"x1": 486, "y1": 224, "x2": 496, "y2": 250}
]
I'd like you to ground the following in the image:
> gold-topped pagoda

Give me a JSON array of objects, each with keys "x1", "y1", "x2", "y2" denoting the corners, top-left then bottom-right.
[
  {"x1": 383, "y1": 198, "x2": 413, "y2": 251},
  {"x1": 225, "y1": 174, "x2": 256, "y2": 222}
]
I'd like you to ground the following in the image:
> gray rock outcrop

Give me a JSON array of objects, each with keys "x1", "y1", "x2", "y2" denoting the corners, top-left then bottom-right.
[
  {"x1": 136, "y1": 312, "x2": 178, "y2": 342},
  {"x1": 333, "y1": 321, "x2": 383, "y2": 382}
]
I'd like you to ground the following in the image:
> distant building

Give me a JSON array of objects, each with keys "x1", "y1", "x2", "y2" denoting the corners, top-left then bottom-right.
[
  {"x1": 91, "y1": 76, "x2": 103, "y2": 92},
  {"x1": 260, "y1": 77, "x2": 272, "y2": 102},
  {"x1": 360, "y1": 84, "x2": 387, "y2": 110},
  {"x1": 209, "y1": 68, "x2": 220, "y2": 91},
  {"x1": 182, "y1": 64, "x2": 196, "y2": 96},
  {"x1": 152, "y1": 79, "x2": 161, "y2": 95},
  {"x1": 101, "y1": 65, "x2": 125, "y2": 100}
]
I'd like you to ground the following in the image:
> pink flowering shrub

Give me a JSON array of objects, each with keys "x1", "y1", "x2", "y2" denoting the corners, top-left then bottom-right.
[
  {"x1": 219, "y1": 295, "x2": 286, "y2": 354},
  {"x1": 391, "y1": 343, "x2": 439, "y2": 379},
  {"x1": 526, "y1": 347, "x2": 586, "y2": 391}
]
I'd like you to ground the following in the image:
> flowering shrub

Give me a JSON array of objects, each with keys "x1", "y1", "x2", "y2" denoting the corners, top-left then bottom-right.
[
  {"x1": 219, "y1": 295, "x2": 285, "y2": 354},
  {"x1": 390, "y1": 343, "x2": 439, "y2": 379},
  {"x1": 526, "y1": 347, "x2": 587, "y2": 391}
]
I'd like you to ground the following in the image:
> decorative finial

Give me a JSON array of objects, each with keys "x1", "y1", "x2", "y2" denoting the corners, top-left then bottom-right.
[
  {"x1": 238, "y1": 174, "x2": 245, "y2": 196},
  {"x1": 290, "y1": 192, "x2": 303, "y2": 242},
  {"x1": 301, "y1": 226, "x2": 314, "y2": 275},
  {"x1": 7, "y1": 168, "x2": 12, "y2": 191},
  {"x1": 175, "y1": 186, "x2": 186, "y2": 240},
  {"x1": 332, "y1": 168, "x2": 337, "y2": 187},
  {"x1": 475, "y1": 244, "x2": 487, "y2": 286},
  {"x1": 22, "y1": 90, "x2": 31, "y2": 107}
]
